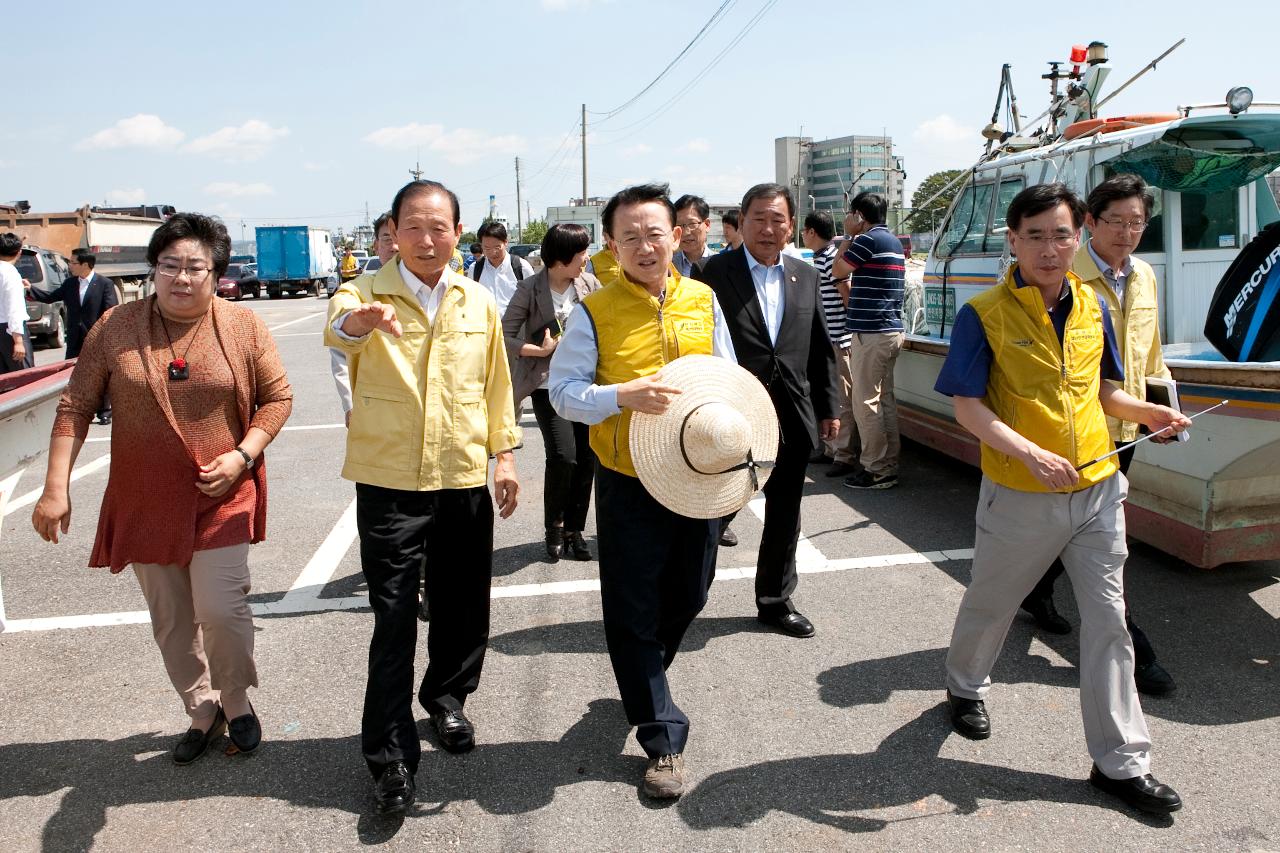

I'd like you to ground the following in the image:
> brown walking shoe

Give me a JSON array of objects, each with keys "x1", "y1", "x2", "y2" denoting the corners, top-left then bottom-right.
[{"x1": 642, "y1": 753, "x2": 686, "y2": 799}]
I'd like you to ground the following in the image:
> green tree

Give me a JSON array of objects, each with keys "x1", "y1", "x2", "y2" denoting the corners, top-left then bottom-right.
[
  {"x1": 460, "y1": 231, "x2": 479, "y2": 245},
  {"x1": 520, "y1": 218, "x2": 549, "y2": 245},
  {"x1": 904, "y1": 169, "x2": 966, "y2": 233}
]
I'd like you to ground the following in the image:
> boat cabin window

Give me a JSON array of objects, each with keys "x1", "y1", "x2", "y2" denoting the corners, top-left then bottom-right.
[
  {"x1": 1181, "y1": 189, "x2": 1238, "y2": 251},
  {"x1": 935, "y1": 182, "x2": 994, "y2": 257},
  {"x1": 989, "y1": 178, "x2": 1025, "y2": 248}
]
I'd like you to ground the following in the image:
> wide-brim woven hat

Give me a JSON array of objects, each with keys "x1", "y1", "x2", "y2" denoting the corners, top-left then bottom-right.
[{"x1": 630, "y1": 354, "x2": 779, "y2": 519}]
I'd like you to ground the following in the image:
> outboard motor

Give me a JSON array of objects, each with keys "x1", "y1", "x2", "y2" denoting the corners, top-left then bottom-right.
[{"x1": 1205, "y1": 221, "x2": 1280, "y2": 362}]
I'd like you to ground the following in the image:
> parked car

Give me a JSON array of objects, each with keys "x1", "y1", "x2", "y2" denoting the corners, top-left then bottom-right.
[
  {"x1": 17, "y1": 246, "x2": 71, "y2": 349},
  {"x1": 362, "y1": 257, "x2": 383, "y2": 274},
  {"x1": 323, "y1": 272, "x2": 342, "y2": 298},
  {"x1": 508, "y1": 243, "x2": 544, "y2": 272},
  {"x1": 215, "y1": 262, "x2": 261, "y2": 300}
]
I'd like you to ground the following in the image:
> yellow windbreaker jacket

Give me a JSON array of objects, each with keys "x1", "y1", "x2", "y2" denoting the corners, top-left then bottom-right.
[{"x1": 324, "y1": 259, "x2": 520, "y2": 491}]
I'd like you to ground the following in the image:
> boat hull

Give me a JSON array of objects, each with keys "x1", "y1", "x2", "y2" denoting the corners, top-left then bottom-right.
[{"x1": 895, "y1": 338, "x2": 1280, "y2": 568}]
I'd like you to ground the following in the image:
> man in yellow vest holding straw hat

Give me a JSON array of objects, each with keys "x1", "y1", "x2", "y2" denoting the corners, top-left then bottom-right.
[
  {"x1": 549, "y1": 182, "x2": 745, "y2": 801},
  {"x1": 934, "y1": 183, "x2": 1189, "y2": 815}
]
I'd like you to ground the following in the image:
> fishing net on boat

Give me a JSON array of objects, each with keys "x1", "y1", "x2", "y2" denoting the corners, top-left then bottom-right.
[{"x1": 1110, "y1": 139, "x2": 1280, "y2": 194}]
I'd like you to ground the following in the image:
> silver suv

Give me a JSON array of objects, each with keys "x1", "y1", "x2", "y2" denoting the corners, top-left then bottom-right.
[{"x1": 17, "y1": 246, "x2": 70, "y2": 349}]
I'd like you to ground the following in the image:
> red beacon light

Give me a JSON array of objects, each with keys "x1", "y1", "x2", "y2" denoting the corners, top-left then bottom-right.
[{"x1": 1070, "y1": 43, "x2": 1088, "y2": 76}]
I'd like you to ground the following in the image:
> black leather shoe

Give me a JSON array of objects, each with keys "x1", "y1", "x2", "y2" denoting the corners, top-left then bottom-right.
[
  {"x1": 1089, "y1": 765, "x2": 1183, "y2": 814},
  {"x1": 1134, "y1": 660, "x2": 1177, "y2": 696},
  {"x1": 227, "y1": 703, "x2": 261, "y2": 755},
  {"x1": 808, "y1": 450, "x2": 834, "y2": 465},
  {"x1": 719, "y1": 525, "x2": 738, "y2": 547},
  {"x1": 757, "y1": 610, "x2": 816, "y2": 638},
  {"x1": 825, "y1": 461, "x2": 860, "y2": 478},
  {"x1": 374, "y1": 761, "x2": 415, "y2": 815},
  {"x1": 563, "y1": 530, "x2": 592, "y2": 561},
  {"x1": 96, "y1": 414, "x2": 111, "y2": 426},
  {"x1": 430, "y1": 709, "x2": 476, "y2": 753},
  {"x1": 946, "y1": 690, "x2": 991, "y2": 740},
  {"x1": 173, "y1": 706, "x2": 226, "y2": 765},
  {"x1": 1021, "y1": 595, "x2": 1071, "y2": 635},
  {"x1": 545, "y1": 528, "x2": 563, "y2": 563}
]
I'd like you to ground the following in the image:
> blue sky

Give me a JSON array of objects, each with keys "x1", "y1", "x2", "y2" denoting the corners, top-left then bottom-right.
[{"x1": 3, "y1": 1, "x2": 1275, "y2": 237}]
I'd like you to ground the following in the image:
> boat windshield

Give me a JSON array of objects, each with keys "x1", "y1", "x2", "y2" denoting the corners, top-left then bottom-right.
[{"x1": 1109, "y1": 116, "x2": 1280, "y2": 194}]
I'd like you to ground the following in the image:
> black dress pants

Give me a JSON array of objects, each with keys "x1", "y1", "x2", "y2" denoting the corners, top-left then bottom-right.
[
  {"x1": 754, "y1": 427, "x2": 811, "y2": 616},
  {"x1": 0, "y1": 323, "x2": 33, "y2": 373},
  {"x1": 1023, "y1": 444, "x2": 1157, "y2": 665},
  {"x1": 356, "y1": 482, "x2": 494, "y2": 777},
  {"x1": 595, "y1": 464, "x2": 717, "y2": 758},
  {"x1": 530, "y1": 389, "x2": 594, "y2": 531}
]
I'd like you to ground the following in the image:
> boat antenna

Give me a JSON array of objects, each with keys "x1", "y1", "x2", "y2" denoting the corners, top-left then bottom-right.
[{"x1": 1095, "y1": 38, "x2": 1186, "y2": 111}]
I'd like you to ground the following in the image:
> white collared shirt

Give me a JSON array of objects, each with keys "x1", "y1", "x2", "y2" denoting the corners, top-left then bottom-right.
[
  {"x1": 399, "y1": 260, "x2": 447, "y2": 325},
  {"x1": 478, "y1": 252, "x2": 532, "y2": 317},
  {"x1": 79, "y1": 275, "x2": 92, "y2": 303},
  {"x1": 1087, "y1": 240, "x2": 1132, "y2": 304},
  {"x1": 744, "y1": 247, "x2": 786, "y2": 344},
  {"x1": 0, "y1": 260, "x2": 26, "y2": 330}
]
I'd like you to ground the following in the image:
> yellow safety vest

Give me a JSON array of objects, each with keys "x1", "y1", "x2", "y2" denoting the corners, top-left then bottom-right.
[
  {"x1": 582, "y1": 271, "x2": 715, "y2": 477},
  {"x1": 589, "y1": 247, "x2": 623, "y2": 288},
  {"x1": 969, "y1": 265, "x2": 1117, "y2": 492}
]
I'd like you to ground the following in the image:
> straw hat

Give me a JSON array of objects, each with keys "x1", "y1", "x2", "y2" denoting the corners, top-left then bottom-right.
[{"x1": 630, "y1": 354, "x2": 779, "y2": 519}]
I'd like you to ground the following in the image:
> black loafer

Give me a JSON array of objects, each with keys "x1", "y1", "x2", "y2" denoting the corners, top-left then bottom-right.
[
  {"x1": 1089, "y1": 765, "x2": 1183, "y2": 814},
  {"x1": 1134, "y1": 660, "x2": 1177, "y2": 696},
  {"x1": 430, "y1": 709, "x2": 476, "y2": 753},
  {"x1": 563, "y1": 531, "x2": 592, "y2": 561},
  {"x1": 757, "y1": 610, "x2": 816, "y2": 638},
  {"x1": 946, "y1": 690, "x2": 991, "y2": 740},
  {"x1": 545, "y1": 528, "x2": 563, "y2": 563},
  {"x1": 227, "y1": 703, "x2": 261, "y2": 755},
  {"x1": 1021, "y1": 595, "x2": 1071, "y2": 634},
  {"x1": 719, "y1": 525, "x2": 738, "y2": 547},
  {"x1": 374, "y1": 761, "x2": 415, "y2": 815},
  {"x1": 173, "y1": 706, "x2": 226, "y2": 765}
]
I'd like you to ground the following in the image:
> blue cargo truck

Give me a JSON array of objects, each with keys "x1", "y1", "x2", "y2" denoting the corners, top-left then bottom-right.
[{"x1": 254, "y1": 226, "x2": 337, "y2": 298}]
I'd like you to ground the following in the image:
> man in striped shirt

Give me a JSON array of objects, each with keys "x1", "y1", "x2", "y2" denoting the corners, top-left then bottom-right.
[
  {"x1": 803, "y1": 211, "x2": 859, "y2": 475},
  {"x1": 832, "y1": 192, "x2": 905, "y2": 489}
]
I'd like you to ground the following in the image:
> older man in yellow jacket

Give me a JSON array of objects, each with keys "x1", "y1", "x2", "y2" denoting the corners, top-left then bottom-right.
[
  {"x1": 325, "y1": 179, "x2": 520, "y2": 816},
  {"x1": 1018, "y1": 174, "x2": 1177, "y2": 697}
]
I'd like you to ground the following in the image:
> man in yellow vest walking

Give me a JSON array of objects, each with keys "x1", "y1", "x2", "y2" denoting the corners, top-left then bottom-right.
[
  {"x1": 934, "y1": 184, "x2": 1189, "y2": 815},
  {"x1": 549, "y1": 183, "x2": 737, "y2": 800}
]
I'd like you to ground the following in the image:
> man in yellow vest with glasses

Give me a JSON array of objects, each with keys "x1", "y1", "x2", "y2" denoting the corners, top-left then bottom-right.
[
  {"x1": 549, "y1": 183, "x2": 737, "y2": 801},
  {"x1": 934, "y1": 183, "x2": 1189, "y2": 815}
]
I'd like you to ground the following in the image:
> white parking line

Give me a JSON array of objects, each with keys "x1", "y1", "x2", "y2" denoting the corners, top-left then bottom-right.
[
  {"x1": 268, "y1": 312, "x2": 324, "y2": 333},
  {"x1": 3, "y1": 454, "x2": 112, "y2": 517},
  {"x1": 277, "y1": 498, "x2": 359, "y2": 608},
  {"x1": 746, "y1": 495, "x2": 826, "y2": 566},
  {"x1": 0, "y1": 547, "x2": 973, "y2": 633}
]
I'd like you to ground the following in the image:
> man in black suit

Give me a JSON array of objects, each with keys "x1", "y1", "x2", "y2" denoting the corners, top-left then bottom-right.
[
  {"x1": 27, "y1": 249, "x2": 118, "y2": 422},
  {"x1": 699, "y1": 183, "x2": 840, "y2": 638}
]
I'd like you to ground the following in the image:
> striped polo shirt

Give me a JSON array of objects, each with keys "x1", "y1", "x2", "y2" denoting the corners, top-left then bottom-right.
[
  {"x1": 814, "y1": 241, "x2": 852, "y2": 348},
  {"x1": 842, "y1": 225, "x2": 905, "y2": 333}
]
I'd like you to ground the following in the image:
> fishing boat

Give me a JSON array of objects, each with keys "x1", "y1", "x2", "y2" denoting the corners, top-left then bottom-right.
[{"x1": 899, "y1": 40, "x2": 1280, "y2": 568}]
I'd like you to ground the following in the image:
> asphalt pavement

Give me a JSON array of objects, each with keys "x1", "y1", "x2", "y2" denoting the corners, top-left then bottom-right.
[{"x1": 2, "y1": 293, "x2": 1278, "y2": 852}]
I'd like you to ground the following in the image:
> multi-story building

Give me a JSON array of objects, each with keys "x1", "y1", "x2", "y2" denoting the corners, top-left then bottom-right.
[{"x1": 775, "y1": 133, "x2": 906, "y2": 230}]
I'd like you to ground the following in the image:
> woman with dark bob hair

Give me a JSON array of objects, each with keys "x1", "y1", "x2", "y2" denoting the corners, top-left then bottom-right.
[
  {"x1": 502, "y1": 223, "x2": 601, "y2": 561},
  {"x1": 31, "y1": 213, "x2": 293, "y2": 764}
]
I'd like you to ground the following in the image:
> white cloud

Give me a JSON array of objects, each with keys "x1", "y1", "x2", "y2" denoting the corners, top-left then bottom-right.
[
  {"x1": 185, "y1": 120, "x2": 290, "y2": 161},
  {"x1": 76, "y1": 114, "x2": 184, "y2": 151},
  {"x1": 683, "y1": 138, "x2": 712, "y2": 154},
  {"x1": 363, "y1": 123, "x2": 526, "y2": 165},
  {"x1": 620, "y1": 143, "x2": 652, "y2": 158},
  {"x1": 105, "y1": 188, "x2": 146, "y2": 205},
  {"x1": 659, "y1": 165, "x2": 752, "y2": 203},
  {"x1": 203, "y1": 181, "x2": 275, "y2": 198},
  {"x1": 912, "y1": 114, "x2": 973, "y2": 146}
]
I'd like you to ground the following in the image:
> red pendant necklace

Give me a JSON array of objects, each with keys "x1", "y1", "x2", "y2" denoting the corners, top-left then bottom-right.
[{"x1": 157, "y1": 307, "x2": 208, "y2": 381}]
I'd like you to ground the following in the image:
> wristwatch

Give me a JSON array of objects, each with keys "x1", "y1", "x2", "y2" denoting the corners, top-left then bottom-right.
[{"x1": 235, "y1": 446, "x2": 255, "y2": 469}]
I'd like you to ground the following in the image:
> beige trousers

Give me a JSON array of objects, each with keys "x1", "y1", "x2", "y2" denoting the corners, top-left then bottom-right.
[
  {"x1": 134, "y1": 543, "x2": 258, "y2": 721},
  {"x1": 823, "y1": 343, "x2": 861, "y2": 464},
  {"x1": 848, "y1": 332, "x2": 903, "y2": 475},
  {"x1": 945, "y1": 474, "x2": 1152, "y2": 778}
]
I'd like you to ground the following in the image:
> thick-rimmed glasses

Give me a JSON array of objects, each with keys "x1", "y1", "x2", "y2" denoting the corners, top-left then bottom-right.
[{"x1": 1096, "y1": 217, "x2": 1149, "y2": 232}]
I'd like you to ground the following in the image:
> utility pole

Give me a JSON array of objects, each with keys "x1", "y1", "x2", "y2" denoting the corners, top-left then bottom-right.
[
  {"x1": 515, "y1": 156, "x2": 523, "y2": 242},
  {"x1": 581, "y1": 104, "x2": 588, "y2": 206},
  {"x1": 409, "y1": 151, "x2": 423, "y2": 181}
]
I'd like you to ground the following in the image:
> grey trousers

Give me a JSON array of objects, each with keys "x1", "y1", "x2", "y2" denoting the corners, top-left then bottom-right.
[{"x1": 945, "y1": 474, "x2": 1152, "y2": 779}]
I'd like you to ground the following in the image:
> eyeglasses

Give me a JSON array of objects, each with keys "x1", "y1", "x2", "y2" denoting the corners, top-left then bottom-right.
[
  {"x1": 155, "y1": 261, "x2": 213, "y2": 281},
  {"x1": 615, "y1": 231, "x2": 673, "y2": 251},
  {"x1": 1016, "y1": 232, "x2": 1078, "y2": 249},
  {"x1": 1096, "y1": 217, "x2": 1149, "y2": 232},
  {"x1": 676, "y1": 220, "x2": 706, "y2": 231}
]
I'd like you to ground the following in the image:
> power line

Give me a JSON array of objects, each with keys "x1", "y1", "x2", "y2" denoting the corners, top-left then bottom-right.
[
  {"x1": 588, "y1": 0, "x2": 735, "y2": 121},
  {"x1": 593, "y1": 0, "x2": 780, "y2": 144}
]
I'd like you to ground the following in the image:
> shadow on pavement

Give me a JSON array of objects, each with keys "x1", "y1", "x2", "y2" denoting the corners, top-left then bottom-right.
[
  {"x1": 489, "y1": 615, "x2": 767, "y2": 657},
  {"x1": 0, "y1": 699, "x2": 636, "y2": 851},
  {"x1": 678, "y1": 703, "x2": 1173, "y2": 834}
]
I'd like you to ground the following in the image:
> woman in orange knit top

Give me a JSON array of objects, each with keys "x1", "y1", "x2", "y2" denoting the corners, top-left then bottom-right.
[{"x1": 31, "y1": 213, "x2": 293, "y2": 765}]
